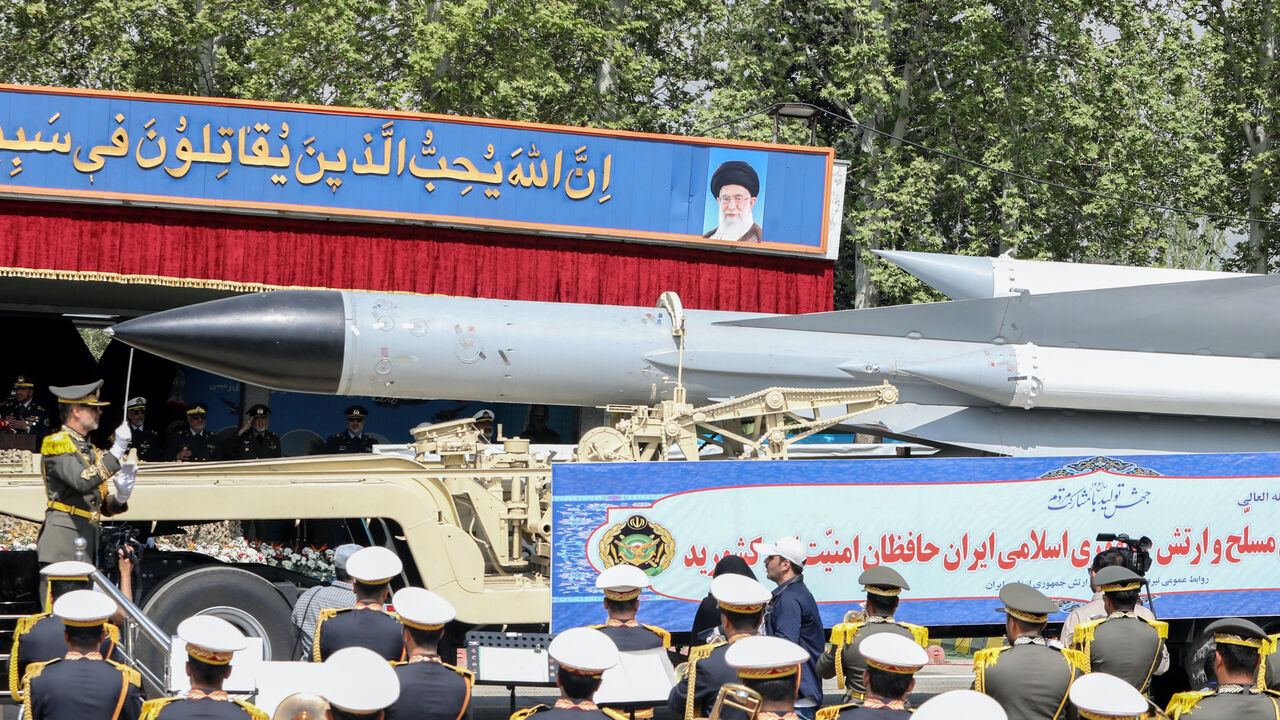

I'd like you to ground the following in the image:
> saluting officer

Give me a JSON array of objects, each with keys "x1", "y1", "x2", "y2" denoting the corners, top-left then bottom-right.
[
  {"x1": 1166, "y1": 618, "x2": 1280, "y2": 719},
  {"x1": 1069, "y1": 672, "x2": 1151, "y2": 720},
  {"x1": 510, "y1": 627, "x2": 626, "y2": 720},
  {"x1": 321, "y1": 646, "x2": 402, "y2": 720},
  {"x1": 164, "y1": 403, "x2": 221, "y2": 462},
  {"x1": 139, "y1": 615, "x2": 267, "y2": 720},
  {"x1": 818, "y1": 633, "x2": 927, "y2": 719},
  {"x1": 818, "y1": 566, "x2": 929, "y2": 703},
  {"x1": 325, "y1": 406, "x2": 376, "y2": 454},
  {"x1": 1, "y1": 375, "x2": 52, "y2": 439},
  {"x1": 121, "y1": 397, "x2": 163, "y2": 461},
  {"x1": 1069, "y1": 566, "x2": 1168, "y2": 692},
  {"x1": 21, "y1": 590, "x2": 142, "y2": 720},
  {"x1": 314, "y1": 546, "x2": 405, "y2": 662},
  {"x1": 385, "y1": 587, "x2": 473, "y2": 720},
  {"x1": 591, "y1": 565, "x2": 671, "y2": 650},
  {"x1": 973, "y1": 583, "x2": 1086, "y2": 720},
  {"x1": 9, "y1": 561, "x2": 126, "y2": 701},
  {"x1": 723, "y1": 635, "x2": 811, "y2": 720},
  {"x1": 222, "y1": 404, "x2": 281, "y2": 460},
  {"x1": 668, "y1": 573, "x2": 770, "y2": 720},
  {"x1": 37, "y1": 381, "x2": 135, "y2": 565},
  {"x1": 913, "y1": 690, "x2": 1007, "y2": 720}
]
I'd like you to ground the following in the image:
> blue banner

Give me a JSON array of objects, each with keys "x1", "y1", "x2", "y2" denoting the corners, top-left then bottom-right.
[
  {"x1": 551, "y1": 453, "x2": 1280, "y2": 632},
  {"x1": 0, "y1": 85, "x2": 833, "y2": 256}
]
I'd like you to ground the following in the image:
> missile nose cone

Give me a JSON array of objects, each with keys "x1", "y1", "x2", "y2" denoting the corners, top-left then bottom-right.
[
  {"x1": 109, "y1": 290, "x2": 346, "y2": 394},
  {"x1": 871, "y1": 250, "x2": 996, "y2": 300}
]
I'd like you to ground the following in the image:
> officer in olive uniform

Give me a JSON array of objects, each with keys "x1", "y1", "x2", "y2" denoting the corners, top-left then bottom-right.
[
  {"x1": 723, "y1": 635, "x2": 811, "y2": 720},
  {"x1": 322, "y1": 646, "x2": 402, "y2": 720},
  {"x1": 818, "y1": 566, "x2": 929, "y2": 703},
  {"x1": 120, "y1": 397, "x2": 163, "y2": 462},
  {"x1": 973, "y1": 583, "x2": 1086, "y2": 720},
  {"x1": 314, "y1": 546, "x2": 405, "y2": 662},
  {"x1": 510, "y1": 627, "x2": 626, "y2": 720},
  {"x1": 222, "y1": 404, "x2": 281, "y2": 460},
  {"x1": 1, "y1": 375, "x2": 52, "y2": 439},
  {"x1": 1070, "y1": 566, "x2": 1167, "y2": 693},
  {"x1": 818, "y1": 634, "x2": 926, "y2": 719},
  {"x1": 1069, "y1": 672, "x2": 1151, "y2": 720},
  {"x1": 139, "y1": 615, "x2": 268, "y2": 720},
  {"x1": 37, "y1": 381, "x2": 136, "y2": 565},
  {"x1": 386, "y1": 587, "x2": 473, "y2": 720},
  {"x1": 21, "y1": 590, "x2": 143, "y2": 720},
  {"x1": 669, "y1": 573, "x2": 770, "y2": 720},
  {"x1": 1166, "y1": 618, "x2": 1280, "y2": 719},
  {"x1": 9, "y1": 562, "x2": 126, "y2": 701},
  {"x1": 165, "y1": 403, "x2": 222, "y2": 461},
  {"x1": 324, "y1": 405, "x2": 376, "y2": 454}
]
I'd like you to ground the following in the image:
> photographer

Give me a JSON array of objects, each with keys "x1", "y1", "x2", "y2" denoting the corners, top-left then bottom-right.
[{"x1": 1060, "y1": 545, "x2": 1169, "y2": 677}]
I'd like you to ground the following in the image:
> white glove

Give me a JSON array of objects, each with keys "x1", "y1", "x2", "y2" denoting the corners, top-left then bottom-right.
[
  {"x1": 113, "y1": 461, "x2": 136, "y2": 503},
  {"x1": 109, "y1": 421, "x2": 131, "y2": 460}
]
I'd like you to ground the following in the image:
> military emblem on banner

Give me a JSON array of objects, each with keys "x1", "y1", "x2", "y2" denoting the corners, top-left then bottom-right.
[{"x1": 599, "y1": 514, "x2": 675, "y2": 576}]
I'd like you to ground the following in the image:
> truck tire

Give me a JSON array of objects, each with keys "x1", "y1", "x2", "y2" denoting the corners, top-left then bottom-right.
[{"x1": 139, "y1": 566, "x2": 297, "y2": 670}]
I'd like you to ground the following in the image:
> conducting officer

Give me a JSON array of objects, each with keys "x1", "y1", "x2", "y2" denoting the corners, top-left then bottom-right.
[
  {"x1": 21, "y1": 590, "x2": 142, "y2": 720},
  {"x1": 510, "y1": 627, "x2": 626, "y2": 720},
  {"x1": 1166, "y1": 618, "x2": 1280, "y2": 719},
  {"x1": 321, "y1": 646, "x2": 402, "y2": 720},
  {"x1": 314, "y1": 546, "x2": 405, "y2": 661},
  {"x1": 139, "y1": 615, "x2": 268, "y2": 720},
  {"x1": 668, "y1": 573, "x2": 770, "y2": 720},
  {"x1": 37, "y1": 381, "x2": 135, "y2": 565},
  {"x1": 325, "y1": 406, "x2": 375, "y2": 454},
  {"x1": 222, "y1": 404, "x2": 281, "y2": 460},
  {"x1": 385, "y1": 587, "x2": 473, "y2": 720},
  {"x1": 121, "y1": 397, "x2": 163, "y2": 461},
  {"x1": 1069, "y1": 566, "x2": 1168, "y2": 692},
  {"x1": 818, "y1": 633, "x2": 927, "y2": 719},
  {"x1": 164, "y1": 403, "x2": 221, "y2": 462},
  {"x1": 591, "y1": 565, "x2": 671, "y2": 650},
  {"x1": 9, "y1": 561, "x2": 126, "y2": 701},
  {"x1": 818, "y1": 566, "x2": 929, "y2": 703},
  {"x1": 1069, "y1": 672, "x2": 1151, "y2": 720},
  {"x1": 973, "y1": 583, "x2": 1086, "y2": 720},
  {"x1": 723, "y1": 635, "x2": 811, "y2": 720}
]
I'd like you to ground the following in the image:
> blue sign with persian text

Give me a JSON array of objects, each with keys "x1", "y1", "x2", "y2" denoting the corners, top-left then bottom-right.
[{"x1": 0, "y1": 86, "x2": 834, "y2": 256}]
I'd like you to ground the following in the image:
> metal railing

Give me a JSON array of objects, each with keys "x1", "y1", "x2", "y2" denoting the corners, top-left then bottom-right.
[{"x1": 88, "y1": 571, "x2": 172, "y2": 693}]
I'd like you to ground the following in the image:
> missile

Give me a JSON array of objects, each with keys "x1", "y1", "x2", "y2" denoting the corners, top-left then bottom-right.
[{"x1": 872, "y1": 249, "x2": 1246, "y2": 299}]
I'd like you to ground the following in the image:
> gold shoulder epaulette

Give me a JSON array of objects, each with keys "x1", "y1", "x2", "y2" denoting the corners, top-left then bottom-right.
[
  {"x1": 444, "y1": 662, "x2": 475, "y2": 682},
  {"x1": 1061, "y1": 647, "x2": 1090, "y2": 674},
  {"x1": 1145, "y1": 618, "x2": 1169, "y2": 639},
  {"x1": 688, "y1": 642, "x2": 722, "y2": 663},
  {"x1": 41, "y1": 431, "x2": 75, "y2": 456},
  {"x1": 901, "y1": 622, "x2": 930, "y2": 648},
  {"x1": 642, "y1": 624, "x2": 672, "y2": 648},
  {"x1": 232, "y1": 698, "x2": 270, "y2": 720},
  {"x1": 139, "y1": 697, "x2": 181, "y2": 720},
  {"x1": 1072, "y1": 617, "x2": 1105, "y2": 649},
  {"x1": 829, "y1": 621, "x2": 866, "y2": 647},
  {"x1": 510, "y1": 704, "x2": 549, "y2": 720},
  {"x1": 312, "y1": 607, "x2": 345, "y2": 662},
  {"x1": 602, "y1": 708, "x2": 629, "y2": 720},
  {"x1": 816, "y1": 703, "x2": 856, "y2": 720},
  {"x1": 1165, "y1": 690, "x2": 1212, "y2": 718},
  {"x1": 588, "y1": 623, "x2": 605, "y2": 630},
  {"x1": 972, "y1": 646, "x2": 1007, "y2": 671},
  {"x1": 106, "y1": 658, "x2": 142, "y2": 686}
]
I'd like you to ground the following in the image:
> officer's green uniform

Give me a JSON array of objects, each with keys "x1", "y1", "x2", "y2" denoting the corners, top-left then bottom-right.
[
  {"x1": 973, "y1": 583, "x2": 1086, "y2": 720},
  {"x1": 1071, "y1": 566, "x2": 1167, "y2": 693},
  {"x1": 1168, "y1": 618, "x2": 1280, "y2": 719},
  {"x1": 817, "y1": 566, "x2": 929, "y2": 703},
  {"x1": 36, "y1": 383, "x2": 127, "y2": 565}
]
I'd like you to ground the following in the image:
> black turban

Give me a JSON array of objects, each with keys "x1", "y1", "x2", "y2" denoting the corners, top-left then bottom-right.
[{"x1": 710, "y1": 160, "x2": 760, "y2": 198}]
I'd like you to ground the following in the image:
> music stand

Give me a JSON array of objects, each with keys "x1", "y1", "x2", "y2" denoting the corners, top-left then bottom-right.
[{"x1": 464, "y1": 630, "x2": 558, "y2": 714}]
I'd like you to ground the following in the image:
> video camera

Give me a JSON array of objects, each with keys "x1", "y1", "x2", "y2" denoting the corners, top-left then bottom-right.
[
  {"x1": 98, "y1": 525, "x2": 145, "y2": 580},
  {"x1": 1095, "y1": 532, "x2": 1153, "y2": 575}
]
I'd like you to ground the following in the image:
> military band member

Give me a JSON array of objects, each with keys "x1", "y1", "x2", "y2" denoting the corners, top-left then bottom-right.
[
  {"x1": 723, "y1": 635, "x2": 811, "y2": 720},
  {"x1": 9, "y1": 561, "x2": 125, "y2": 701},
  {"x1": 510, "y1": 627, "x2": 626, "y2": 720},
  {"x1": 1069, "y1": 672, "x2": 1151, "y2": 720},
  {"x1": 385, "y1": 587, "x2": 473, "y2": 720},
  {"x1": 222, "y1": 404, "x2": 281, "y2": 460},
  {"x1": 139, "y1": 615, "x2": 267, "y2": 720},
  {"x1": 817, "y1": 566, "x2": 928, "y2": 703},
  {"x1": 37, "y1": 381, "x2": 136, "y2": 564},
  {"x1": 121, "y1": 397, "x2": 163, "y2": 462},
  {"x1": 1166, "y1": 618, "x2": 1280, "y2": 719},
  {"x1": 1070, "y1": 566, "x2": 1167, "y2": 692},
  {"x1": 973, "y1": 583, "x2": 1086, "y2": 720},
  {"x1": 21, "y1": 590, "x2": 142, "y2": 720},
  {"x1": 818, "y1": 633, "x2": 927, "y2": 719},
  {"x1": 668, "y1": 573, "x2": 771, "y2": 720},
  {"x1": 314, "y1": 546, "x2": 405, "y2": 662},
  {"x1": 591, "y1": 564, "x2": 671, "y2": 650},
  {"x1": 322, "y1": 646, "x2": 402, "y2": 720},
  {"x1": 165, "y1": 403, "x2": 222, "y2": 461},
  {"x1": 2, "y1": 375, "x2": 52, "y2": 439},
  {"x1": 912, "y1": 690, "x2": 1007, "y2": 720},
  {"x1": 325, "y1": 405, "x2": 376, "y2": 454}
]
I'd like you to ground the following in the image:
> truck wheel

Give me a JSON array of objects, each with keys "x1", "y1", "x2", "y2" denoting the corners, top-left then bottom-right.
[{"x1": 139, "y1": 566, "x2": 298, "y2": 670}]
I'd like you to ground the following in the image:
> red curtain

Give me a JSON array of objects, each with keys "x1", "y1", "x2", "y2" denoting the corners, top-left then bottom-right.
[{"x1": 0, "y1": 200, "x2": 833, "y2": 313}]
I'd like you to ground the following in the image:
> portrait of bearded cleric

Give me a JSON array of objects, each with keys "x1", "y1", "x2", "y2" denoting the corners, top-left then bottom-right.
[{"x1": 702, "y1": 159, "x2": 765, "y2": 244}]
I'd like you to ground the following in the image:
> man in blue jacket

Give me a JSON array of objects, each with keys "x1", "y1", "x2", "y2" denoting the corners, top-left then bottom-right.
[{"x1": 758, "y1": 536, "x2": 824, "y2": 720}]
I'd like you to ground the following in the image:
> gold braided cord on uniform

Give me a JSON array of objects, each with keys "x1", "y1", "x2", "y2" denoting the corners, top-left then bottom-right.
[
  {"x1": 602, "y1": 709, "x2": 629, "y2": 720},
  {"x1": 233, "y1": 698, "x2": 270, "y2": 720},
  {"x1": 904, "y1": 622, "x2": 930, "y2": 648},
  {"x1": 312, "y1": 607, "x2": 341, "y2": 662},
  {"x1": 1052, "y1": 651, "x2": 1083, "y2": 720},
  {"x1": 1216, "y1": 633, "x2": 1265, "y2": 648},
  {"x1": 971, "y1": 647, "x2": 1007, "y2": 694},
  {"x1": 509, "y1": 704, "x2": 548, "y2": 720},
  {"x1": 864, "y1": 586, "x2": 901, "y2": 597},
  {"x1": 1062, "y1": 648, "x2": 1089, "y2": 673},
  {"x1": 20, "y1": 659, "x2": 51, "y2": 720},
  {"x1": 40, "y1": 432, "x2": 76, "y2": 456},
  {"x1": 139, "y1": 697, "x2": 179, "y2": 720},
  {"x1": 1165, "y1": 690, "x2": 1211, "y2": 718},
  {"x1": 8, "y1": 614, "x2": 40, "y2": 698},
  {"x1": 1259, "y1": 634, "x2": 1280, "y2": 689},
  {"x1": 829, "y1": 621, "x2": 864, "y2": 689},
  {"x1": 1005, "y1": 607, "x2": 1048, "y2": 624},
  {"x1": 642, "y1": 624, "x2": 672, "y2": 649},
  {"x1": 815, "y1": 704, "x2": 848, "y2": 720},
  {"x1": 683, "y1": 642, "x2": 722, "y2": 720}
]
